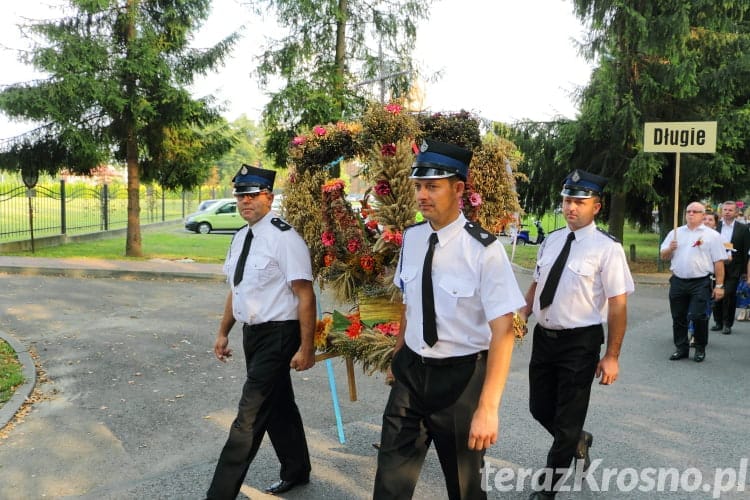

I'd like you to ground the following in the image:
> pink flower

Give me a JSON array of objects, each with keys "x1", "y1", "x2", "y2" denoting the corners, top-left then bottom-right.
[
  {"x1": 469, "y1": 192, "x2": 482, "y2": 207},
  {"x1": 313, "y1": 125, "x2": 327, "y2": 136},
  {"x1": 292, "y1": 135, "x2": 306, "y2": 146},
  {"x1": 322, "y1": 231, "x2": 336, "y2": 247},
  {"x1": 385, "y1": 103, "x2": 402, "y2": 114},
  {"x1": 374, "y1": 180, "x2": 392, "y2": 196},
  {"x1": 347, "y1": 238, "x2": 361, "y2": 253},
  {"x1": 380, "y1": 143, "x2": 397, "y2": 157}
]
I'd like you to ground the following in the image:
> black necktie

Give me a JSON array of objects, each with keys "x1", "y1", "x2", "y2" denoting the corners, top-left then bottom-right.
[
  {"x1": 233, "y1": 228, "x2": 254, "y2": 286},
  {"x1": 539, "y1": 231, "x2": 575, "y2": 309},
  {"x1": 422, "y1": 232, "x2": 439, "y2": 346}
]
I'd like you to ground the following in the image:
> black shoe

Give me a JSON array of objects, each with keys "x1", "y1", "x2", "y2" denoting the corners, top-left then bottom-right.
[
  {"x1": 669, "y1": 350, "x2": 689, "y2": 360},
  {"x1": 723, "y1": 326, "x2": 732, "y2": 335},
  {"x1": 694, "y1": 348, "x2": 706, "y2": 362},
  {"x1": 265, "y1": 477, "x2": 310, "y2": 495},
  {"x1": 575, "y1": 430, "x2": 593, "y2": 471},
  {"x1": 710, "y1": 323, "x2": 723, "y2": 331}
]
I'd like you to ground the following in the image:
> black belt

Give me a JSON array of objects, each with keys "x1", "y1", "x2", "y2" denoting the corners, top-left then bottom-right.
[
  {"x1": 673, "y1": 275, "x2": 710, "y2": 281},
  {"x1": 406, "y1": 346, "x2": 487, "y2": 366},
  {"x1": 539, "y1": 324, "x2": 601, "y2": 339},
  {"x1": 244, "y1": 320, "x2": 297, "y2": 332}
]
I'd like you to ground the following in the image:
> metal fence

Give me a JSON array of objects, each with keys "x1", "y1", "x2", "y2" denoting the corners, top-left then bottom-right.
[{"x1": 0, "y1": 179, "x2": 231, "y2": 242}]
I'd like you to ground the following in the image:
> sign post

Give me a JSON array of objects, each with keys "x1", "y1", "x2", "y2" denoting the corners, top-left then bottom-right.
[{"x1": 643, "y1": 121, "x2": 717, "y2": 231}]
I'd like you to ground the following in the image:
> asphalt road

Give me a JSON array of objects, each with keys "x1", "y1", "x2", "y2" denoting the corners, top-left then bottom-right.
[{"x1": 0, "y1": 271, "x2": 749, "y2": 499}]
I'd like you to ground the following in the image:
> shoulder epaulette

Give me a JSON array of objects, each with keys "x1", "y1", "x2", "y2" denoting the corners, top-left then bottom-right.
[
  {"x1": 464, "y1": 221, "x2": 496, "y2": 247},
  {"x1": 270, "y1": 217, "x2": 293, "y2": 231},
  {"x1": 404, "y1": 220, "x2": 428, "y2": 231},
  {"x1": 597, "y1": 227, "x2": 620, "y2": 243}
]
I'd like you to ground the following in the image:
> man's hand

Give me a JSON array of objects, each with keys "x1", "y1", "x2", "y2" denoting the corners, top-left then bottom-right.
[
  {"x1": 595, "y1": 354, "x2": 619, "y2": 385},
  {"x1": 290, "y1": 347, "x2": 315, "y2": 371},
  {"x1": 214, "y1": 335, "x2": 232, "y2": 362},
  {"x1": 468, "y1": 407, "x2": 498, "y2": 450}
]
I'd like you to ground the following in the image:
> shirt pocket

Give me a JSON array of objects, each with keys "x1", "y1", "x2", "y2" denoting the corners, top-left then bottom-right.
[
  {"x1": 567, "y1": 258, "x2": 598, "y2": 283},
  {"x1": 436, "y1": 276, "x2": 476, "y2": 317},
  {"x1": 398, "y1": 266, "x2": 419, "y2": 299},
  {"x1": 247, "y1": 255, "x2": 275, "y2": 285}
]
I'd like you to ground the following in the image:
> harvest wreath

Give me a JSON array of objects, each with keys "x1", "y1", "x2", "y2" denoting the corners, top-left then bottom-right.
[{"x1": 282, "y1": 103, "x2": 526, "y2": 373}]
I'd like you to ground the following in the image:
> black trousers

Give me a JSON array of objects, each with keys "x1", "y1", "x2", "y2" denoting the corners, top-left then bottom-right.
[
  {"x1": 669, "y1": 275, "x2": 712, "y2": 350},
  {"x1": 712, "y1": 274, "x2": 739, "y2": 328},
  {"x1": 529, "y1": 324, "x2": 603, "y2": 479},
  {"x1": 206, "y1": 321, "x2": 311, "y2": 500},
  {"x1": 374, "y1": 346, "x2": 488, "y2": 500}
]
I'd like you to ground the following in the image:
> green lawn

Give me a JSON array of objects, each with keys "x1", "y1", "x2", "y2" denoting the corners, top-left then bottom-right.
[
  {"x1": 506, "y1": 219, "x2": 662, "y2": 273},
  {"x1": 6, "y1": 220, "x2": 663, "y2": 272},
  {"x1": 5, "y1": 224, "x2": 233, "y2": 264},
  {"x1": 0, "y1": 339, "x2": 24, "y2": 407}
]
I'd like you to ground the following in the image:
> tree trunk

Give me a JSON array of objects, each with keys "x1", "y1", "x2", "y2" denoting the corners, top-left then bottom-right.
[
  {"x1": 607, "y1": 190, "x2": 626, "y2": 242},
  {"x1": 124, "y1": 0, "x2": 142, "y2": 257},
  {"x1": 125, "y1": 129, "x2": 142, "y2": 257}
]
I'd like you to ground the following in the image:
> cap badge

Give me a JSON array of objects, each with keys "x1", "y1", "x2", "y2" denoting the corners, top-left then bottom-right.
[
  {"x1": 240, "y1": 165, "x2": 248, "y2": 175},
  {"x1": 420, "y1": 140, "x2": 429, "y2": 152},
  {"x1": 572, "y1": 171, "x2": 580, "y2": 182}
]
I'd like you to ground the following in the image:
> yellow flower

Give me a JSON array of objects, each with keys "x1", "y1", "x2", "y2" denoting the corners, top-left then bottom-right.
[{"x1": 315, "y1": 315, "x2": 333, "y2": 350}]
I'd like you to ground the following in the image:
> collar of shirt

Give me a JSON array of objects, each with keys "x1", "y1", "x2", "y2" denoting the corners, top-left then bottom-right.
[{"x1": 432, "y1": 212, "x2": 466, "y2": 248}]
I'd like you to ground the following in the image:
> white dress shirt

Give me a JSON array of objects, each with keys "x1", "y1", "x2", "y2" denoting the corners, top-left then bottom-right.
[
  {"x1": 660, "y1": 224, "x2": 726, "y2": 279},
  {"x1": 533, "y1": 222, "x2": 635, "y2": 330},
  {"x1": 223, "y1": 211, "x2": 313, "y2": 325},
  {"x1": 395, "y1": 212, "x2": 525, "y2": 358}
]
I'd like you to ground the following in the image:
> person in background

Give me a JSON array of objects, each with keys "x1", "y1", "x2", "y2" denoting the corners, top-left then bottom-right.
[
  {"x1": 373, "y1": 139, "x2": 525, "y2": 500},
  {"x1": 711, "y1": 201, "x2": 750, "y2": 335},
  {"x1": 660, "y1": 202, "x2": 725, "y2": 363},
  {"x1": 520, "y1": 170, "x2": 634, "y2": 499},
  {"x1": 206, "y1": 164, "x2": 316, "y2": 499}
]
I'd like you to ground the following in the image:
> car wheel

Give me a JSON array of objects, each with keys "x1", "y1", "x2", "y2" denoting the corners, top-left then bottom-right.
[{"x1": 198, "y1": 222, "x2": 212, "y2": 234}]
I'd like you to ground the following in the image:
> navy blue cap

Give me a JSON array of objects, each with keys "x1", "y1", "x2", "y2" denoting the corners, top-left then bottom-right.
[
  {"x1": 561, "y1": 169, "x2": 607, "y2": 198},
  {"x1": 232, "y1": 164, "x2": 275, "y2": 195},
  {"x1": 410, "y1": 139, "x2": 472, "y2": 182}
]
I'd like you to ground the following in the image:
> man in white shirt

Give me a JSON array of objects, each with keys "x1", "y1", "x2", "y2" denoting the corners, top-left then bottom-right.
[{"x1": 660, "y1": 202, "x2": 726, "y2": 362}]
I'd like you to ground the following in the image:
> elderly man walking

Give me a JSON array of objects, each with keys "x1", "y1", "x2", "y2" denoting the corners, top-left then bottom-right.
[{"x1": 660, "y1": 202, "x2": 726, "y2": 362}]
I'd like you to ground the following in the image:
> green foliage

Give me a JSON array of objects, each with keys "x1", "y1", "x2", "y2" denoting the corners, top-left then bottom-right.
[
  {"x1": 0, "y1": 0, "x2": 240, "y2": 256},
  {"x1": 0, "y1": 340, "x2": 24, "y2": 406},
  {"x1": 568, "y1": 0, "x2": 750, "y2": 237},
  {"x1": 249, "y1": 0, "x2": 433, "y2": 165}
]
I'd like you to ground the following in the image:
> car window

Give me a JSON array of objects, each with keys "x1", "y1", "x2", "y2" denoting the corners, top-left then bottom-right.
[{"x1": 216, "y1": 202, "x2": 236, "y2": 214}]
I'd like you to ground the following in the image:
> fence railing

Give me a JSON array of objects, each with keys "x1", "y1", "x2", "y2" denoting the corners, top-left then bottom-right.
[{"x1": 0, "y1": 179, "x2": 231, "y2": 243}]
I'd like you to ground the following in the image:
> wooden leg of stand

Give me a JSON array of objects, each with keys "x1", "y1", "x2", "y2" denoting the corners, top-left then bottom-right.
[{"x1": 345, "y1": 357, "x2": 357, "y2": 402}]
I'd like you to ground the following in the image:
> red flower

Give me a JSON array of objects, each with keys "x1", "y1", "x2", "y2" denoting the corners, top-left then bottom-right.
[
  {"x1": 380, "y1": 143, "x2": 397, "y2": 157},
  {"x1": 692, "y1": 238, "x2": 704, "y2": 247},
  {"x1": 365, "y1": 219, "x2": 379, "y2": 231},
  {"x1": 323, "y1": 253, "x2": 336, "y2": 267},
  {"x1": 345, "y1": 312, "x2": 362, "y2": 339},
  {"x1": 374, "y1": 321, "x2": 400, "y2": 336},
  {"x1": 374, "y1": 180, "x2": 392, "y2": 196},
  {"x1": 347, "y1": 238, "x2": 361, "y2": 253},
  {"x1": 322, "y1": 231, "x2": 336, "y2": 247},
  {"x1": 360, "y1": 254, "x2": 375, "y2": 272},
  {"x1": 385, "y1": 103, "x2": 402, "y2": 114}
]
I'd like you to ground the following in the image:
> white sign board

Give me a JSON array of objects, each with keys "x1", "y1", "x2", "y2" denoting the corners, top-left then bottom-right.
[{"x1": 643, "y1": 121, "x2": 717, "y2": 153}]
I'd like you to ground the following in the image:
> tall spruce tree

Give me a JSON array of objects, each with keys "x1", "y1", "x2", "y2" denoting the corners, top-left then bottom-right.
[
  {"x1": 246, "y1": 0, "x2": 432, "y2": 167},
  {"x1": 0, "y1": 0, "x2": 239, "y2": 256}
]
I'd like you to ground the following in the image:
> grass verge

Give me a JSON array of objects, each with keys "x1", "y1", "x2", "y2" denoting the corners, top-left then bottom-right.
[
  {"x1": 0, "y1": 339, "x2": 24, "y2": 407},
  {"x1": 4, "y1": 224, "x2": 232, "y2": 264}
]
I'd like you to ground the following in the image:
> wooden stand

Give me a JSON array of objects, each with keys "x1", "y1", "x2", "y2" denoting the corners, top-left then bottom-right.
[{"x1": 314, "y1": 352, "x2": 357, "y2": 401}]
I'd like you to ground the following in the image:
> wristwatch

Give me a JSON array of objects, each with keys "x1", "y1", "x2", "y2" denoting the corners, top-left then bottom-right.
[{"x1": 715, "y1": 284, "x2": 725, "y2": 289}]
